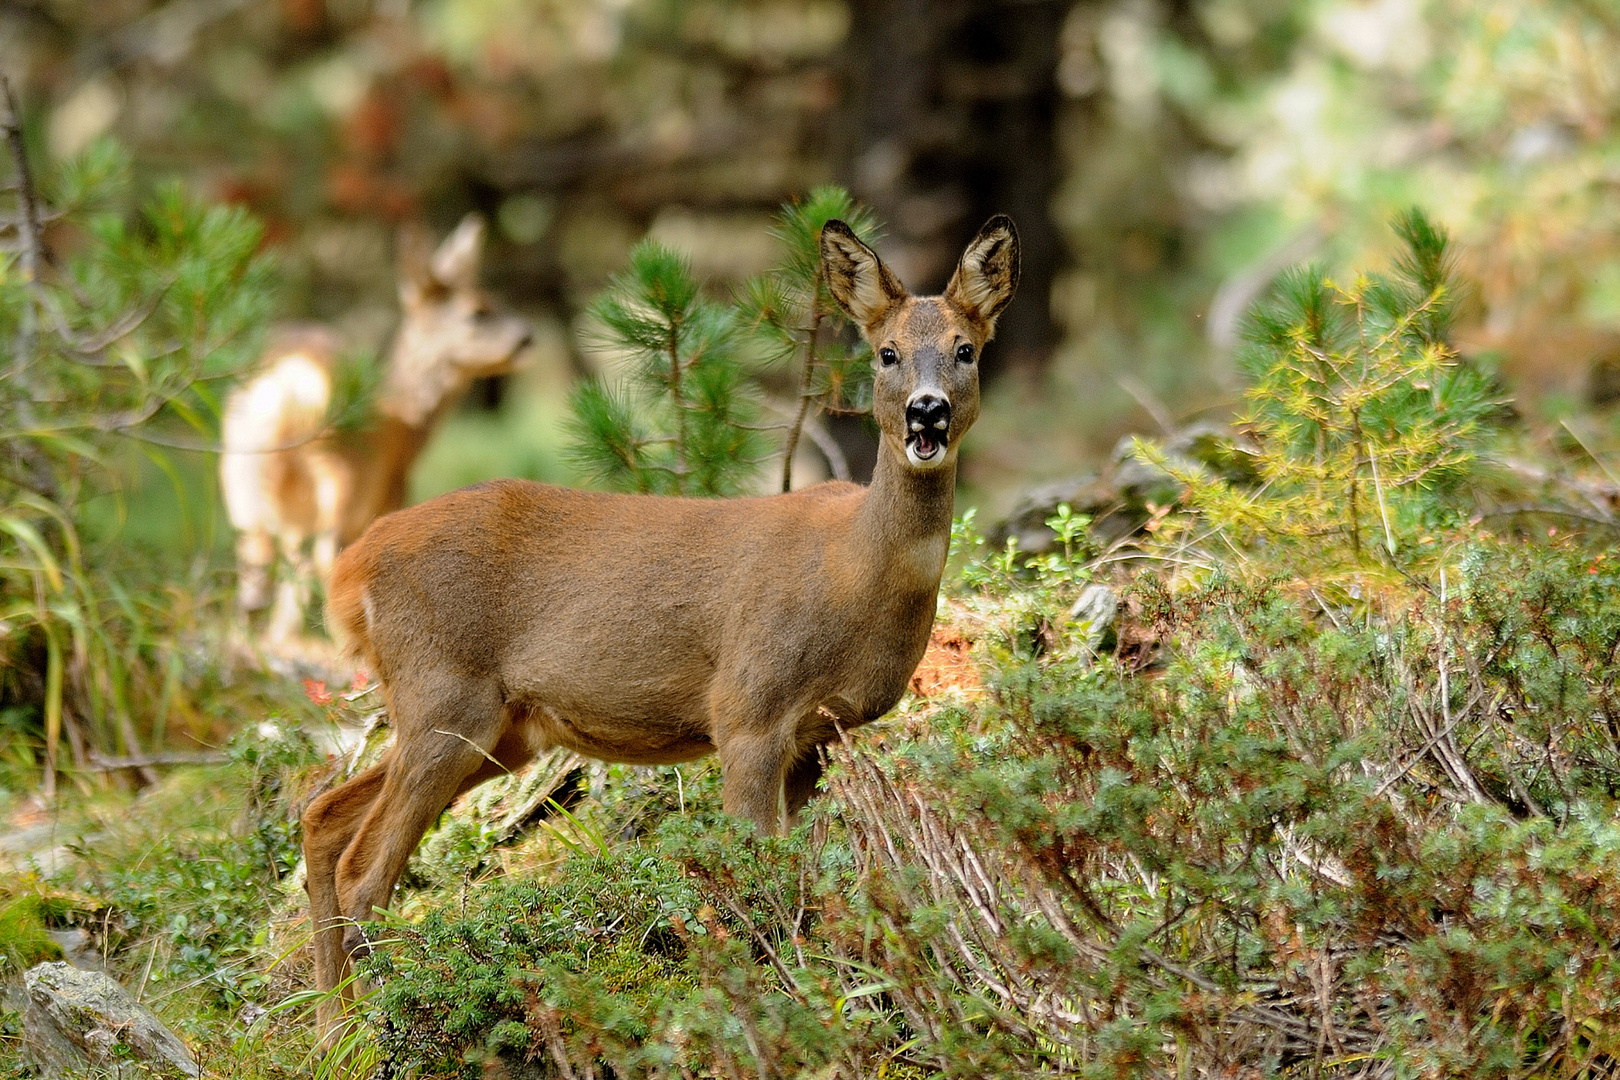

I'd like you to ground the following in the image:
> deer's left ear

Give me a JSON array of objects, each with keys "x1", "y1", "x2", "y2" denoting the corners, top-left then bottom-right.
[
  {"x1": 945, "y1": 215, "x2": 1019, "y2": 335},
  {"x1": 431, "y1": 214, "x2": 487, "y2": 293}
]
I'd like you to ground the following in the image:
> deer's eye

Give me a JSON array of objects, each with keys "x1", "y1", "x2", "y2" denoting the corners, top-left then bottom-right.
[
  {"x1": 879, "y1": 347, "x2": 899, "y2": 367},
  {"x1": 955, "y1": 343, "x2": 975, "y2": 364}
]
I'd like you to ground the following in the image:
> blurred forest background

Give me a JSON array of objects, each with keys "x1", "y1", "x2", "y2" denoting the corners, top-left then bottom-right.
[{"x1": 6, "y1": 0, "x2": 1616, "y2": 541}]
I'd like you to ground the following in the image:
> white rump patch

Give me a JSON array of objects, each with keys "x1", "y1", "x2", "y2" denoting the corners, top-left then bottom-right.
[{"x1": 223, "y1": 352, "x2": 332, "y2": 453}]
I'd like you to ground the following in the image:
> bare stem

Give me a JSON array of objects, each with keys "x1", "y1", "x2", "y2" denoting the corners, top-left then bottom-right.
[
  {"x1": 781, "y1": 286, "x2": 825, "y2": 493},
  {"x1": 1348, "y1": 408, "x2": 1364, "y2": 560},
  {"x1": 2, "y1": 74, "x2": 44, "y2": 385},
  {"x1": 667, "y1": 320, "x2": 687, "y2": 494}
]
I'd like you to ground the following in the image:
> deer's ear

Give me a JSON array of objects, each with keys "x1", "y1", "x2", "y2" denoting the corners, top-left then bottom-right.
[
  {"x1": 945, "y1": 215, "x2": 1019, "y2": 335},
  {"x1": 821, "y1": 219, "x2": 906, "y2": 330},
  {"x1": 397, "y1": 221, "x2": 440, "y2": 311},
  {"x1": 431, "y1": 213, "x2": 486, "y2": 293}
]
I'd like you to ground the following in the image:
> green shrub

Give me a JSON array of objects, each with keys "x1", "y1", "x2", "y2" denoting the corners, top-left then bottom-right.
[
  {"x1": 362, "y1": 850, "x2": 704, "y2": 1076},
  {"x1": 568, "y1": 241, "x2": 763, "y2": 495},
  {"x1": 58, "y1": 727, "x2": 318, "y2": 1008},
  {"x1": 1140, "y1": 209, "x2": 1498, "y2": 584},
  {"x1": 568, "y1": 186, "x2": 884, "y2": 496},
  {"x1": 739, "y1": 185, "x2": 882, "y2": 490}
]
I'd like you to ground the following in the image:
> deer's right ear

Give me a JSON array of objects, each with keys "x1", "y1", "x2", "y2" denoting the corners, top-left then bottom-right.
[{"x1": 821, "y1": 220, "x2": 906, "y2": 330}]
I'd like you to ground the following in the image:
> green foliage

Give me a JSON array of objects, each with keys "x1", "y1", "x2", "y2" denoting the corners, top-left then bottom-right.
[
  {"x1": 0, "y1": 136, "x2": 273, "y2": 793},
  {"x1": 0, "y1": 894, "x2": 62, "y2": 976},
  {"x1": 739, "y1": 186, "x2": 882, "y2": 489},
  {"x1": 568, "y1": 187, "x2": 887, "y2": 496},
  {"x1": 568, "y1": 240, "x2": 762, "y2": 495},
  {"x1": 361, "y1": 850, "x2": 704, "y2": 1077},
  {"x1": 1141, "y1": 210, "x2": 1499, "y2": 581}
]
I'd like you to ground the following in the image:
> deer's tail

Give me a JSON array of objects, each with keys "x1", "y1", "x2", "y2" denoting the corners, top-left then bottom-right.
[{"x1": 324, "y1": 542, "x2": 376, "y2": 669}]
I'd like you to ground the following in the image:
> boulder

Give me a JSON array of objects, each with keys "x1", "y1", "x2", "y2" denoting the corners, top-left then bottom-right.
[
  {"x1": 23, "y1": 962, "x2": 199, "y2": 1079},
  {"x1": 990, "y1": 422, "x2": 1258, "y2": 553},
  {"x1": 1070, "y1": 582, "x2": 1120, "y2": 653}
]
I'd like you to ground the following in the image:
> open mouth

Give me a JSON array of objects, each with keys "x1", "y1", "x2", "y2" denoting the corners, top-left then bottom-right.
[{"x1": 906, "y1": 425, "x2": 948, "y2": 465}]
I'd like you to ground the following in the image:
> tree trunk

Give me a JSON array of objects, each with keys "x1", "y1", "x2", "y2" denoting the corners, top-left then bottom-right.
[{"x1": 840, "y1": 0, "x2": 1065, "y2": 379}]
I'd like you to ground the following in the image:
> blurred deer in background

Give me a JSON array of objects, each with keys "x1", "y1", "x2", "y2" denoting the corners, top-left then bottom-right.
[
  {"x1": 301, "y1": 215, "x2": 1018, "y2": 1036},
  {"x1": 220, "y1": 215, "x2": 531, "y2": 642}
]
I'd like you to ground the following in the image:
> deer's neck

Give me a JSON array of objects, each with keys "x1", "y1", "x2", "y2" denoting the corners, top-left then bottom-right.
[
  {"x1": 336, "y1": 344, "x2": 461, "y2": 543},
  {"x1": 373, "y1": 325, "x2": 471, "y2": 430},
  {"x1": 850, "y1": 439, "x2": 958, "y2": 597}
]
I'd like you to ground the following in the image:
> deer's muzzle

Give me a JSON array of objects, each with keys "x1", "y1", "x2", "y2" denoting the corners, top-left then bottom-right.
[{"x1": 905, "y1": 394, "x2": 951, "y2": 466}]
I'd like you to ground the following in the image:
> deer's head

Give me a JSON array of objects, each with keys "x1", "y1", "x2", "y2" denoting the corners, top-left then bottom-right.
[
  {"x1": 388, "y1": 214, "x2": 532, "y2": 424},
  {"x1": 821, "y1": 215, "x2": 1019, "y2": 472}
]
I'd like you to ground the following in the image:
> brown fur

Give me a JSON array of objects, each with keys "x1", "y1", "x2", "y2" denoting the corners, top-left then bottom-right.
[
  {"x1": 220, "y1": 215, "x2": 531, "y2": 641},
  {"x1": 301, "y1": 216, "x2": 1019, "y2": 1039}
]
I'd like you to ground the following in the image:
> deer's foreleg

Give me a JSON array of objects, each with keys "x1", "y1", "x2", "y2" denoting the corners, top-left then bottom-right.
[
  {"x1": 235, "y1": 529, "x2": 274, "y2": 614},
  {"x1": 717, "y1": 729, "x2": 790, "y2": 834},
  {"x1": 332, "y1": 686, "x2": 506, "y2": 958}
]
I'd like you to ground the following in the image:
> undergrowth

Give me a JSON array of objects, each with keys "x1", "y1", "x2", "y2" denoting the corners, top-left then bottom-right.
[
  {"x1": 329, "y1": 529, "x2": 1620, "y2": 1079},
  {"x1": 0, "y1": 723, "x2": 321, "y2": 1078}
]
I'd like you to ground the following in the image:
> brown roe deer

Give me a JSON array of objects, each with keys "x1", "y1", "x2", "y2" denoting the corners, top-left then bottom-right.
[
  {"x1": 302, "y1": 215, "x2": 1019, "y2": 1022},
  {"x1": 219, "y1": 215, "x2": 531, "y2": 641}
]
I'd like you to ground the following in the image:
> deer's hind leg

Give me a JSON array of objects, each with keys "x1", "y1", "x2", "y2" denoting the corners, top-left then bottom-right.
[
  {"x1": 783, "y1": 751, "x2": 825, "y2": 824},
  {"x1": 301, "y1": 758, "x2": 389, "y2": 1035},
  {"x1": 267, "y1": 529, "x2": 313, "y2": 642}
]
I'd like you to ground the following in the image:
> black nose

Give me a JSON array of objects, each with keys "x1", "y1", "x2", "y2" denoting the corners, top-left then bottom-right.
[{"x1": 906, "y1": 395, "x2": 951, "y2": 434}]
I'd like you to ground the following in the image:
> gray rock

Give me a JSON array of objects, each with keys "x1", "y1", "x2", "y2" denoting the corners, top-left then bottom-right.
[
  {"x1": 1071, "y1": 583, "x2": 1120, "y2": 653},
  {"x1": 990, "y1": 422, "x2": 1259, "y2": 554},
  {"x1": 23, "y1": 962, "x2": 199, "y2": 1079}
]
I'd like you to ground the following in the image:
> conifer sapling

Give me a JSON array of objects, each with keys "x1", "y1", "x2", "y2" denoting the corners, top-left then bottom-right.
[
  {"x1": 567, "y1": 242, "x2": 762, "y2": 496},
  {"x1": 738, "y1": 186, "x2": 882, "y2": 490}
]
